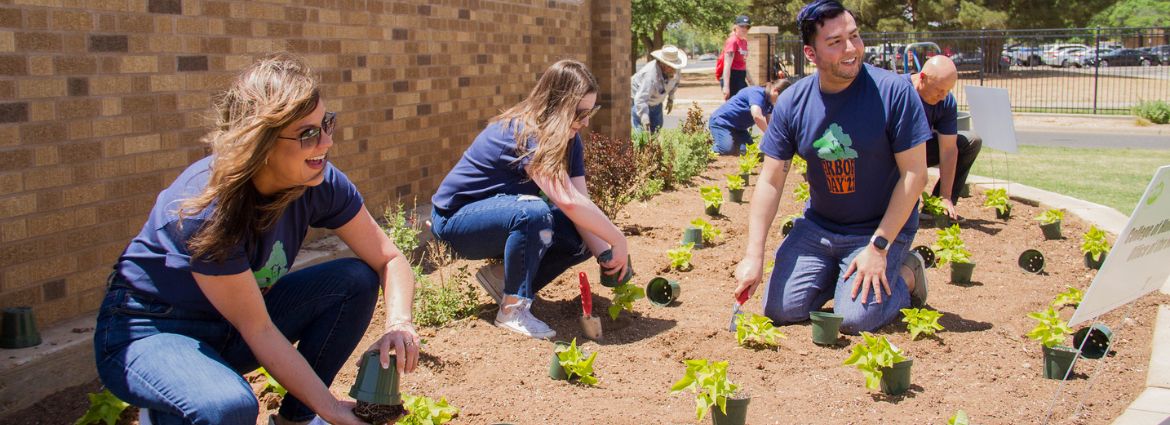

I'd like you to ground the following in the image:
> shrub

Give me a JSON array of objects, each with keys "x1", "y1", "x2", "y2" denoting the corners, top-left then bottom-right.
[
  {"x1": 983, "y1": 188, "x2": 1010, "y2": 215},
  {"x1": 690, "y1": 217, "x2": 721, "y2": 245},
  {"x1": 583, "y1": 132, "x2": 657, "y2": 218},
  {"x1": 1133, "y1": 99, "x2": 1170, "y2": 124},
  {"x1": 1027, "y1": 306, "x2": 1072, "y2": 348},
  {"x1": 1034, "y1": 209, "x2": 1064, "y2": 225},
  {"x1": 399, "y1": 394, "x2": 459, "y2": 425},
  {"x1": 555, "y1": 338, "x2": 600, "y2": 385},
  {"x1": 933, "y1": 224, "x2": 972, "y2": 265},
  {"x1": 1080, "y1": 225, "x2": 1111, "y2": 261},
  {"x1": 681, "y1": 101, "x2": 707, "y2": 135},
  {"x1": 843, "y1": 332, "x2": 908, "y2": 391},
  {"x1": 669, "y1": 359, "x2": 739, "y2": 421},
  {"x1": 384, "y1": 200, "x2": 421, "y2": 259},
  {"x1": 413, "y1": 264, "x2": 480, "y2": 327},
  {"x1": 657, "y1": 129, "x2": 713, "y2": 187}
]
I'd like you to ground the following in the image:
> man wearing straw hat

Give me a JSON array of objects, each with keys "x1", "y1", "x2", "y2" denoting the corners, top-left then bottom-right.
[{"x1": 631, "y1": 45, "x2": 687, "y2": 134}]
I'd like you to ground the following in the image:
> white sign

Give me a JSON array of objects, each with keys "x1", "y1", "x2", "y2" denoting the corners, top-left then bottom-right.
[
  {"x1": 963, "y1": 86, "x2": 1019, "y2": 154},
  {"x1": 1070, "y1": 165, "x2": 1170, "y2": 326}
]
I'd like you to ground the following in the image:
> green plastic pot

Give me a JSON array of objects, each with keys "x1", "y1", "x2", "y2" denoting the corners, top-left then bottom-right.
[
  {"x1": 705, "y1": 205, "x2": 721, "y2": 216},
  {"x1": 645, "y1": 277, "x2": 681, "y2": 307},
  {"x1": 1084, "y1": 252, "x2": 1106, "y2": 270},
  {"x1": 349, "y1": 351, "x2": 401, "y2": 405},
  {"x1": 1040, "y1": 221, "x2": 1062, "y2": 240},
  {"x1": 950, "y1": 262, "x2": 976, "y2": 284},
  {"x1": 0, "y1": 307, "x2": 41, "y2": 349},
  {"x1": 549, "y1": 341, "x2": 570, "y2": 381},
  {"x1": 729, "y1": 188, "x2": 744, "y2": 203},
  {"x1": 1042, "y1": 345, "x2": 1079, "y2": 380},
  {"x1": 956, "y1": 111, "x2": 971, "y2": 131},
  {"x1": 710, "y1": 396, "x2": 750, "y2": 425},
  {"x1": 1073, "y1": 324, "x2": 1113, "y2": 360},
  {"x1": 879, "y1": 359, "x2": 913, "y2": 395},
  {"x1": 809, "y1": 311, "x2": 844, "y2": 346},
  {"x1": 681, "y1": 226, "x2": 704, "y2": 248},
  {"x1": 598, "y1": 252, "x2": 634, "y2": 288},
  {"x1": 912, "y1": 245, "x2": 936, "y2": 269},
  {"x1": 1018, "y1": 249, "x2": 1045, "y2": 274}
]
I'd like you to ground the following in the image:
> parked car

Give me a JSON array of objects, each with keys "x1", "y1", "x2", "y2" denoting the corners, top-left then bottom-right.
[
  {"x1": 1050, "y1": 47, "x2": 1087, "y2": 68},
  {"x1": 1082, "y1": 48, "x2": 1161, "y2": 67},
  {"x1": 698, "y1": 53, "x2": 717, "y2": 61},
  {"x1": 1003, "y1": 44, "x2": 1044, "y2": 66},
  {"x1": 950, "y1": 48, "x2": 1012, "y2": 71},
  {"x1": 1148, "y1": 45, "x2": 1170, "y2": 64},
  {"x1": 1042, "y1": 44, "x2": 1090, "y2": 66},
  {"x1": 1072, "y1": 48, "x2": 1113, "y2": 67}
]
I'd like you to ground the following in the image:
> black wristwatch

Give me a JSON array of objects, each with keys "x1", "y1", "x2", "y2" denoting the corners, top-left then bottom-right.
[{"x1": 870, "y1": 235, "x2": 890, "y2": 251}]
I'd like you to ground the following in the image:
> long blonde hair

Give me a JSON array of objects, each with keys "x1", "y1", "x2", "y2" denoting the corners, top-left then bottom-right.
[
  {"x1": 179, "y1": 52, "x2": 320, "y2": 262},
  {"x1": 494, "y1": 59, "x2": 598, "y2": 184}
]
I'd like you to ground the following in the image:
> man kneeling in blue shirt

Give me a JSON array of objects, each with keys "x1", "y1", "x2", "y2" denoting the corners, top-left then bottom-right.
[{"x1": 709, "y1": 79, "x2": 791, "y2": 155}]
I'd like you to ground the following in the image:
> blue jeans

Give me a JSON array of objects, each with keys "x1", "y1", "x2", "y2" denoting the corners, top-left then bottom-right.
[
  {"x1": 94, "y1": 258, "x2": 379, "y2": 424},
  {"x1": 762, "y1": 217, "x2": 915, "y2": 334},
  {"x1": 630, "y1": 102, "x2": 664, "y2": 134},
  {"x1": 430, "y1": 194, "x2": 592, "y2": 299},
  {"x1": 719, "y1": 69, "x2": 748, "y2": 98},
  {"x1": 710, "y1": 123, "x2": 753, "y2": 155}
]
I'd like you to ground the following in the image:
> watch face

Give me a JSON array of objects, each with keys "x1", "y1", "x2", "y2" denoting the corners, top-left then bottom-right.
[{"x1": 873, "y1": 236, "x2": 890, "y2": 250}]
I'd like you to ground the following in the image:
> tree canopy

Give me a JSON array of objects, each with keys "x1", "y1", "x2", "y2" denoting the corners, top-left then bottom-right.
[
  {"x1": 1089, "y1": 0, "x2": 1170, "y2": 27},
  {"x1": 632, "y1": 0, "x2": 748, "y2": 63}
]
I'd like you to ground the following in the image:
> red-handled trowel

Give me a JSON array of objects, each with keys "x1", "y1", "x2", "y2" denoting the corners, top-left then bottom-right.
[
  {"x1": 728, "y1": 289, "x2": 751, "y2": 332},
  {"x1": 578, "y1": 272, "x2": 603, "y2": 340}
]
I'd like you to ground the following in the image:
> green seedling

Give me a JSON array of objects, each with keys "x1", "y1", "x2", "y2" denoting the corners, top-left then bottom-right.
[
  {"x1": 763, "y1": 259, "x2": 775, "y2": 276},
  {"x1": 793, "y1": 181, "x2": 810, "y2": 202},
  {"x1": 669, "y1": 359, "x2": 739, "y2": 421},
  {"x1": 735, "y1": 312, "x2": 787, "y2": 348},
  {"x1": 257, "y1": 367, "x2": 287, "y2": 396},
  {"x1": 1051, "y1": 286, "x2": 1084, "y2": 308},
  {"x1": 932, "y1": 224, "x2": 972, "y2": 265},
  {"x1": 983, "y1": 188, "x2": 1010, "y2": 215},
  {"x1": 555, "y1": 338, "x2": 599, "y2": 385},
  {"x1": 383, "y1": 201, "x2": 421, "y2": 255},
  {"x1": 700, "y1": 185, "x2": 723, "y2": 209},
  {"x1": 921, "y1": 192, "x2": 946, "y2": 216},
  {"x1": 398, "y1": 394, "x2": 459, "y2": 425},
  {"x1": 949, "y1": 410, "x2": 970, "y2": 425},
  {"x1": 737, "y1": 151, "x2": 760, "y2": 175},
  {"x1": 668, "y1": 243, "x2": 695, "y2": 271},
  {"x1": 608, "y1": 282, "x2": 645, "y2": 320},
  {"x1": 75, "y1": 389, "x2": 129, "y2": 425},
  {"x1": 744, "y1": 141, "x2": 762, "y2": 160},
  {"x1": 1027, "y1": 306, "x2": 1073, "y2": 348},
  {"x1": 842, "y1": 332, "x2": 908, "y2": 391},
  {"x1": 900, "y1": 308, "x2": 945, "y2": 340},
  {"x1": 1080, "y1": 225, "x2": 1111, "y2": 262},
  {"x1": 792, "y1": 154, "x2": 807, "y2": 175},
  {"x1": 726, "y1": 174, "x2": 745, "y2": 191},
  {"x1": 690, "y1": 218, "x2": 721, "y2": 245},
  {"x1": 1034, "y1": 209, "x2": 1064, "y2": 225}
]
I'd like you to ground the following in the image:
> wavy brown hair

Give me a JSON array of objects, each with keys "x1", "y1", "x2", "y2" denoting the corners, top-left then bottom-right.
[
  {"x1": 494, "y1": 59, "x2": 598, "y2": 187},
  {"x1": 179, "y1": 53, "x2": 320, "y2": 262}
]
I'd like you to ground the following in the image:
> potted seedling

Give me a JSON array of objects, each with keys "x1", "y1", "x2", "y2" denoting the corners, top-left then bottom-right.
[
  {"x1": 1035, "y1": 209, "x2": 1064, "y2": 240},
  {"x1": 983, "y1": 188, "x2": 1011, "y2": 220},
  {"x1": 1026, "y1": 307, "x2": 1078, "y2": 380},
  {"x1": 900, "y1": 308, "x2": 944, "y2": 340},
  {"x1": 1017, "y1": 249, "x2": 1046, "y2": 274},
  {"x1": 670, "y1": 359, "x2": 750, "y2": 425},
  {"x1": 809, "y1": 311, "x2": 844, "y2": 346},
  {"x1": 745, "y1": 141, "x2": 764, "y2": 163},
  {"x1": 734, "y1": 312, "x2": 787, "y2": 349},
  {"x1": 933, "y1": 224, "x2": 974, "y2": 284},
  {"x1": 843, "y1": 332, "x2": 913, "y2": 395},
  {"x1": 668, "y1": 243, "x2": 695, "y2": 271},
  {"x1": 690, "y1": 218, "x2": 721, "y2": 247},
  {"x1": 682, "y1": 226, "x2": 704, "y2": 247},
  {"x1": 549, "y1": 338, "x2": 599, "y2": 385},
  {"x1": 737, "y1": 152, "x2": 759, "y2": 183},
  {"x1": 793, "y1": 181, "x2": 810, "y2": 203},
  {"x1": 701, "y1": 185, "x2": 724, "y2": 216},
  {"x1": 608, "y1": 282, "x2": 645, "y2": 320},
  {"x1": 920, "y1": 192, "x2": 950, "y2": 228},
  {"x1": 1080, "y1": 225, "x2": 1110, "y2": 270},
  {"x1": 780, "y1": 213, "x2": 801, "y2": 238},
  {"x1": 726, "y1": 174, "x2": 746, "y2": 203},
  {"x1": 349, "y1": 351, "x2": 407, "y2": 423},
  {"x1": 397, "y1": 394, "x2": 459, "y2": 425}
]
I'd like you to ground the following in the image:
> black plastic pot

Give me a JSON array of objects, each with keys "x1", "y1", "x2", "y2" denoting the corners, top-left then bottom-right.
[
  {"x1": 933, "y1": 214, "x2": 952, "y2": 229},
  {"x1": 740, "y1": 172, "x2": 750, "y2": 186},
  {"x1": 1073, "y1": 324, "x2": 1113, "y2": 360},
  {"x1": 1042, "y1": 345, "x2": 1079, "y2": 380},
  {"x1": 781, "y1": 219, "x2": 795, "y2": 237},
  {"x1": 349, "y1": 351, "x2": 401, "y2": 405},
  {"x1": 728, "y1": 188, "x2": 744, "y2": 203},
  {"x1": 1018, "y1": 249, "x2": 1045, "y2": 274},
  {"x1": 1084, "y1": 252, "x2": 1106, "y2": 270},
  {"x1": 1040, "y1": 221, "x2": 1062, "y2": 240},
  {"x1": 995, "y1": 205, "x2": 1012, "y2": 220},
  {"x1": 645, "y1": 277, "x2": 680, "y2": 307},
  {"x1": 879, "y1": 359, "x2": 913, "y2": 395},
  {"x1": 0, "y1": 307, "x2": 41, "y2": 349},
  {"x1": 959, "y1": 184, "x2": 971, "y2": 198},
  {"x1": 809, "y1": 311, "x2": 844, "y2": 346},
  {"x1": 681, "y1": 226, "x2": 704, "y2": 248},
  {"x1": 911, "y1": 245, "x2": 936, "y2": 269},
  {"x1": 950, "y1": 262, "x2": 975, "y2": 284},
  {"x1": 710, "y1": 396, "x2": 750, "y2": 425}
]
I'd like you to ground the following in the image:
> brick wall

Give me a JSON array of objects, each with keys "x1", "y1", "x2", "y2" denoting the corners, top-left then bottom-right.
[{"x1": 0, "y1": 0, "x2": 631, "y2": 328}]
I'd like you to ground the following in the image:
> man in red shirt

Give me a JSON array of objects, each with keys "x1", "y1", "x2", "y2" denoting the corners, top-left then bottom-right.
[{"x1": 720, "y1": 15, "x2": 756, "y2": 100}]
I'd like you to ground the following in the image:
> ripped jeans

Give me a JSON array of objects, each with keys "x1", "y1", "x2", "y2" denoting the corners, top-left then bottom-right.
[{"x1": 430, "y1": 194, "x2": 593, "y2": 299}]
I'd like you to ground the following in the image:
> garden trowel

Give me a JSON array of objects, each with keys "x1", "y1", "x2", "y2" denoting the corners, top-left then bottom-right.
[
  {"x1": 578, "y1": 272, "x2": 603, "y2": 340},
  {"x1": 727, "y1": 289, "x2": 751, "y2": 332}
]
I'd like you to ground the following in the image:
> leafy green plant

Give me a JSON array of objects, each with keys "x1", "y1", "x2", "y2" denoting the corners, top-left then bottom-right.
[
  {"x1": 413, "y1": 263, "x2": 480, "y2": 327},
  {"x1": 744, "y1": 141, "x2": 762, "y2": 158},
  {"x1": 842, "y1": 332, "x2": 908, "y2": 391},
  {"x1": 1034, "y1": 208, "x2": 1064, "y2": 225},
  {"x1": 791, "y1": 154, "x2": 807, "y2": 175},
  {"x1": 257, "y1": 367, "x2": 287, "y2": 396},
  {"x1": 75, "y1": 389, "x2": 129, "y2": 425},
  {"x1": 737, "y1": 151, "x2": 760, "y2": 175},
  {"x1": 793, "y1": 181, "x2": 810, "y2": 202},
  {"x1": 398, "y1": 394, "x2": 459, "y2": 425},
  {"x1": 681, "y1": 101, "x2": 708, "y2": 135},
  {"x1": 932, "y1": 224, "x2": 972, "y2": 265},
  {"x1": 608, "y1": 282, "x2": 645, "y2": 320},
  {"x1": 734, "y1": 312, "x2": 787, "y2": 348},
  {"x1": 948, "y1": 410, "x2": 970, "y2": 425},
  {"x1": 656, "y1": 129, "x2": 712, "y2": 187},
  {"x1": 983, "y1": 188, "x2": 1010, "y2": 215},
  {"x1": 1080, "y1": 225, "x2": 1111, "y2": 262},
  {"x1": 1133, "y1": 99, "x2": 1170, "y2": 124},
  {"x1": 690, "y1": 218, "x2": 721, "y2": 245},
  {"x1": 921, "y1": 192, "x2": 946, "y2": 216},
  {"x1": 900, "y1": 308, "x2": 945, "y2": 340},
  {"x1": 726, "y1": 174, "x2": 745, "y2": 191},
  {"x1": 668, "y1": 243, "x2": 694, "y2": 271},
  {"x1": 669, "y1": 359, "x2": 739, "y2": 421},
  {"x1": 384, "y1": 201, "x2": 421, "y2": 257},
  {"x1": 1051, "y1": 286, "x2": 1085, "y2": 308},
  {"x1": 1026, "y1": 306, "x2": 1073, "y2": 348},
  {"x1": 700, "y1": 185, "x2": 723, "y2": 209},
  {"x1": 555, "y1": 338, "x2": 600, "y2": 385}
]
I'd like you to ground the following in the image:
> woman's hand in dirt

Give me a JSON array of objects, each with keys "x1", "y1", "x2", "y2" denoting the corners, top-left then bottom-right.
[
  {"x1": 844, "y1": 245, "x2": 890, "y2": 305},
  {"x1": 366, "y1": 321, "x2": 420, "y2": 374},
  {"x1": 733, "y1": 256, "x2": 763, "y2": 301}
]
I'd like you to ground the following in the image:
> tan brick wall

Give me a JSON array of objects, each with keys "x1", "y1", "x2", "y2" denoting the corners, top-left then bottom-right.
[{"x1": 0, "y1": 0, "x2": 631, "y2": 327}]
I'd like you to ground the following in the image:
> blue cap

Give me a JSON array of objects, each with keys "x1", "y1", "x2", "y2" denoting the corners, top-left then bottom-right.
[
  {"x1": 797, "y1": 0, "x2": 844, "y2": 26},
  {"x1": 735, "y1": 15, "x2": 751, "y2": 26}
]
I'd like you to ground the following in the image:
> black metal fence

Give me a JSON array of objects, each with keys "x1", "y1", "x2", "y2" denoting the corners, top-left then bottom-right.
[{"x1": 770, "y1": 27, "x2": 1170, "y2": 114}]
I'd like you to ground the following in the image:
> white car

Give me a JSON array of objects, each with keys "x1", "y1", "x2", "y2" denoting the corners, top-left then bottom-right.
[
  {"x1": 1042, "y1": 44, "x2": 1090, "y2": 66},
  {"x1": 1050, "y1": 47, "x2": 1087, "y2": 68}
]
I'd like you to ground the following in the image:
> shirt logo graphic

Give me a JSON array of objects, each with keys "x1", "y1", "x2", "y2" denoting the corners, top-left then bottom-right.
[
  {"x1": 253, "y1": 240, "x2": 288, "y2": 289},
  {"x1": 813, "y1": 123, "x2": 859, "y2": 194}
]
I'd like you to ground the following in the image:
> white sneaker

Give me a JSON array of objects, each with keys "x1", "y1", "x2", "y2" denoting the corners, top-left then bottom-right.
[
  {"x1": 905, "y1": 252, "x2": 928, "y2": 308},
  {"x1": 494, "y1": 297, "x2": 556, "y2": 339},
  {"x1": 475, "y1": 263, "x2": 505, "y2": 304}
]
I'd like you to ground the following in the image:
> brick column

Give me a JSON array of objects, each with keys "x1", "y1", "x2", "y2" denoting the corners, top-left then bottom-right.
[
  {"x1": 747, "y1": 26, "x2": 779, "y2": 83},
  {"x1": 589, "y1": 0, "x2": 632, "y2": 139}
]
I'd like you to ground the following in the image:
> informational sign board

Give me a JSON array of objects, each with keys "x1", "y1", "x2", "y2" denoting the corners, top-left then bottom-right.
[
  {"x1": 963, "y1": 86, "x2": 1019, "y2": 154},
  {"x1": 1070, "y1": 165, "x2": 1170, "y2": 326}
]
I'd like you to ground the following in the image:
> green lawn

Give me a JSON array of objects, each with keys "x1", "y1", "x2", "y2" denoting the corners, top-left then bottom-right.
[{"x1": 970, "y1": 145, "x2": 1170, "y2": 215}]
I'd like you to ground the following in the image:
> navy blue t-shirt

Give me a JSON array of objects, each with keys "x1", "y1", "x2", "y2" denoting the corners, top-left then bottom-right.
[
  {"x1": 762, "y1": 64, "x2": 931, "y2": 235},
  {"x1": 903, "y1": 74, "x2": 958, "y2": 138},
  {"x1": 432, "y1": 120, "x2": 587, "y2": 215},
  {"x1": 710, "y1": 86, "x2": 773, "y2": 130},
  {"x1": 114, "y1": 156, "x2": 364, "y2": 314}
]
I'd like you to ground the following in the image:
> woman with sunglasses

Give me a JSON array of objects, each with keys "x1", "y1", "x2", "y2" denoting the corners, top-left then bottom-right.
[
  {"x1": 93, "y1": 53, "x2": 418, "y2": 425},
  {"x1": 430, "y1": 59, "x2": 630, "y2": 340}
]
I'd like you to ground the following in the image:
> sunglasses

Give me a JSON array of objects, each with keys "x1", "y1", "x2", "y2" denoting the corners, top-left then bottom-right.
[
  {"x1": 278, "y1": 111, "x2": 336, "y2": 149},
  {"x1": 574, "y1": 105, "x2": 601, "y2": 124}
]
